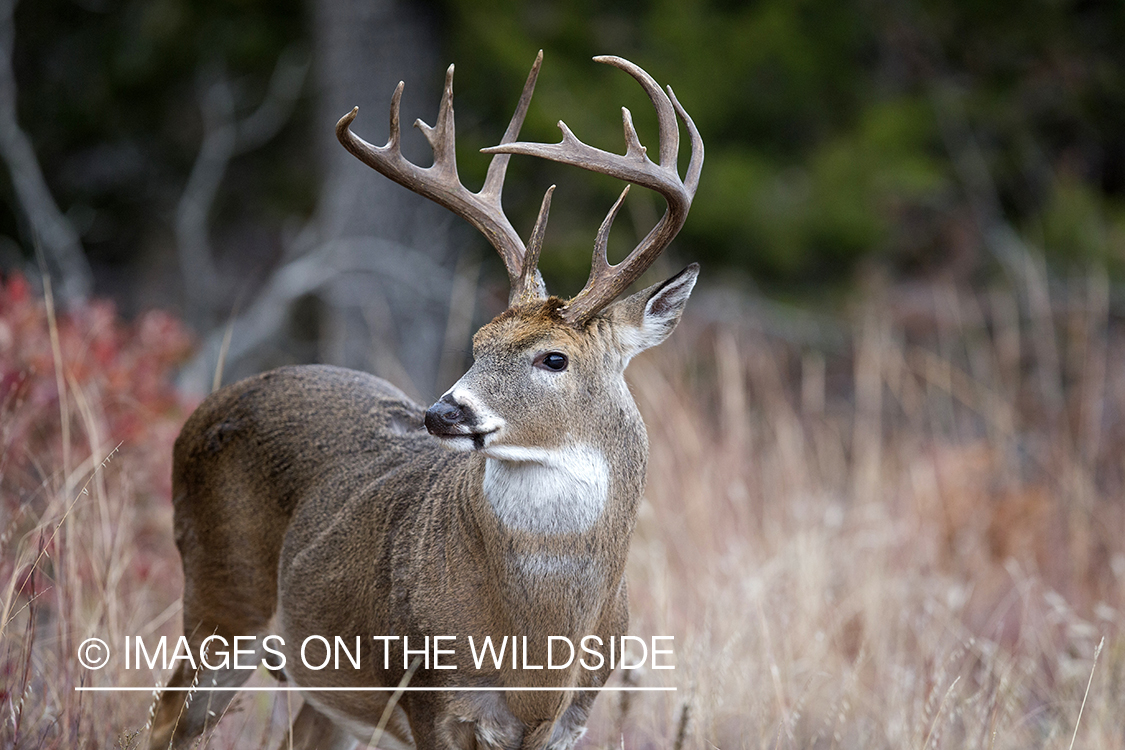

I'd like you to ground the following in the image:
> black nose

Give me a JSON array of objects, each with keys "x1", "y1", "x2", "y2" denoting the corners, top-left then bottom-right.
[{"x1": 425, "y1": 395, "x2": 465, "y2": 435}]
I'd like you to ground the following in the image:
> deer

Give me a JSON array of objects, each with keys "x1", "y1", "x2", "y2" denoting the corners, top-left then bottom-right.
[{"x1": 148, "y1": 50, "x2": 702, "y2": 750}]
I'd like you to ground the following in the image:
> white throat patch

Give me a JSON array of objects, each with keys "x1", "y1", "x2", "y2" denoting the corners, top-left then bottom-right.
[{"x1": 482, "y1": 444, "x2": 609, "y2": 534}]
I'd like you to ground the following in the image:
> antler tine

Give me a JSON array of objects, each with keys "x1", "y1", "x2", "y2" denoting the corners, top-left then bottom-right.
[
  {"x1": 481, "y1": 50, "x2": 542, "y2": 200},
  {"x1": 594, "y1": 55, "x2": 679, "y2": 169},
  {"x1": 589, "y1": 184, "x2": 631, "y2": 286},
  {"x1": 415, "y1": 65, "x2": 459, "y2": 175},
  {"x1": 482, "y1": 56, "x2": 704, "y2": 324},
  {"x1": 514, "y1": 185, "x2": 555, "y2": 305},
  {"x1": 336, "y1": 54, "x2": 549, "y2": 304},
  {"x1": 668, "y1": 85, "x2": 704, "y2": 196},
  {"x1": 484, "y1": 50, "x2": 549, "y2": 302}
]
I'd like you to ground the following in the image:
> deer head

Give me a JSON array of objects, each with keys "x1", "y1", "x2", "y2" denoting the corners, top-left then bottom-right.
[{"x1": 336, "y1": 52, "x2": 702, "y2": 471}]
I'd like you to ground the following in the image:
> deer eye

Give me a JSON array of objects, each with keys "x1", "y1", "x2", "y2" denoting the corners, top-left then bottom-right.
[{"x1": 535, "y1": 352, "x2": 569, "y2": 372}]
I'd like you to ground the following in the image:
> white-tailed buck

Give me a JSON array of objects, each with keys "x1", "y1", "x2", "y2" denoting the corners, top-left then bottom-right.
[{"x1": 150, "y1": 51, "x2": 702, "y2": 750}]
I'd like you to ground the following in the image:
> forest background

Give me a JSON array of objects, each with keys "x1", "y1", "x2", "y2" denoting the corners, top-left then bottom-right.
[{"x1": 2, "y1": 0, "x2": 1125, "y2": 748}]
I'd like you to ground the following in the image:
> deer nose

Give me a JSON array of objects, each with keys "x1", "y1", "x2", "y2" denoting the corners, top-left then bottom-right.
[{"x1": 425, "y1": 395, "x2": 466, "y2": 435}]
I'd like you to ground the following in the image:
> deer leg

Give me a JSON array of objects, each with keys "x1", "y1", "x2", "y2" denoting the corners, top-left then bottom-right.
[{"x1": 149, "y1": 465, "x2": 289, "y2": 748}]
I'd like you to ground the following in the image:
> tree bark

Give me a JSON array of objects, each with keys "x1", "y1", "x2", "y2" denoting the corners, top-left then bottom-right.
[
  {"x1": 310, "y1": 0, "x2": 458, "y2": 399},
  {"x1": 179, "y1": 0, "x2": 466, "y2": 399}
]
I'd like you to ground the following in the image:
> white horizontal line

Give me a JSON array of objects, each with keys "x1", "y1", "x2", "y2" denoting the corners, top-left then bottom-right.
[{"x1": 75, "y1": 686, "x2": 674, "y2": 693}]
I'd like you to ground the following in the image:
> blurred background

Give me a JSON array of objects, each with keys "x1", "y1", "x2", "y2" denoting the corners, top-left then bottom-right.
[
  {"x1": 3, "y1": 0, "x2": 1125, "y2": 747},
  {"x1": 6, "y1": 0, "x2": 1125, "y2": 397}
]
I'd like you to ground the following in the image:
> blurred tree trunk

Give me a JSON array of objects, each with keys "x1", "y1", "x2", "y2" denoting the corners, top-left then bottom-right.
[
  {"x1": 303, "y1": 0, "x2": 456, "y2": 402},
  {"x1": 310, "y1": 0, "x2": 457, "y2": 400},
  {"x1": 183, "y1": 0, "x2": 462, "y2": 400},
  {"x1": 0, "y1": 0, "x2": 92, "y2": 303}
]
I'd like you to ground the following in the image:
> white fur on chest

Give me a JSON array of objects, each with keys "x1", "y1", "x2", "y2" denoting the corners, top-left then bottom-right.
[{"x1": 481, "y1": 444, "x2": 609, "y2": 534}]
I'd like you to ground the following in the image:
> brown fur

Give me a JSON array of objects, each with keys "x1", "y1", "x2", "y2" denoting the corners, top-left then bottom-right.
[{"x1": 149, "y1": 273, "x2": 697, "y2": 750}]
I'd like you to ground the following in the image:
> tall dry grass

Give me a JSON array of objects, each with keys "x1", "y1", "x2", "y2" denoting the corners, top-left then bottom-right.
[
  {"x1": 0, "y1": 276, "x2": 201, "y2": 749},
  {"x1": 606, "y1": 264, "x2": 1124, "y2": 748},
  {"x1": 2, "y1": 261, "x2": 1123, "y2": 748}
]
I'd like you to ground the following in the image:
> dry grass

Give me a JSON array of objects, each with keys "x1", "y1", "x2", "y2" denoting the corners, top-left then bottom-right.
[
  {"x1": 604, "y1": 267, "x2": 1124, "y2": 748},
  {"x1": 2, "y1": 263, "x2": 1124, "y2": 748}
]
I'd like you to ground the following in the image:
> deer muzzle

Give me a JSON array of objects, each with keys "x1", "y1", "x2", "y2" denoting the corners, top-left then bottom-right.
[{"x1": 425, "y1": 394, "x2": 467, "y2": 437}]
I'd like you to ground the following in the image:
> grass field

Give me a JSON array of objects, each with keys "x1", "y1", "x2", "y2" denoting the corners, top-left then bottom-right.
[{"x1": 1, "y1": 264, "x2": 1122, "y2": 748}]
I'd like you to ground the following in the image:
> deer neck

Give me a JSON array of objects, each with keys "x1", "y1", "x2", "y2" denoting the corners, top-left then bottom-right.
[
  {"x1": 454, "y1": 439, "x2": 644, "y2": 631},
  {"x1": 479, "y1": 443, "x2": 611, "y2": 535}
]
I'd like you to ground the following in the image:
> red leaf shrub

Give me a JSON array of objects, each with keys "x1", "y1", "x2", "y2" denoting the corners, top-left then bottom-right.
[
  {"x1": 0, "y1": 274, "x2": 196, "y2": 497},
  {"x1": 1, "y1": 274, "x2": 201, "y2": 746}
]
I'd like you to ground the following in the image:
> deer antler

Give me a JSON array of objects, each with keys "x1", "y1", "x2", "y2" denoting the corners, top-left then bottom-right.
[
  {"x1": 336, "y1": 51, "x2": 551, "y2": 304},
  {"x1": 482, "y1": 55, "x2": 703, "y2": 324},
  {"x1": 338, "y1": 54, "x2": 702, "y2": 319}
]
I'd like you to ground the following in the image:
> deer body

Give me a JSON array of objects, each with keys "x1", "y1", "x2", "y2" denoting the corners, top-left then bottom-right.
[{"x1": 150, "y1": 53, "x2": 702, "y2": 750}]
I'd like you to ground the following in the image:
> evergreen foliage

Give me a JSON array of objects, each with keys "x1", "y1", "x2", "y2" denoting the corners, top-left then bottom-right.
[{"x1": 440, "y1": 0, "x2": 1125, "y2": 289}]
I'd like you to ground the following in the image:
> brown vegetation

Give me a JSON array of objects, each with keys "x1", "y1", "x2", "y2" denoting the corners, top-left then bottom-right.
[{"x1": 2, "y1": 265, "x2": 1123, "y2": 748}]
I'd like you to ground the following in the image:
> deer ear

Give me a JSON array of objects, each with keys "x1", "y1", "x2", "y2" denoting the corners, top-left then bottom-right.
[{"x1": 607, "y1": 263, "x2": 699, "y2": 360}]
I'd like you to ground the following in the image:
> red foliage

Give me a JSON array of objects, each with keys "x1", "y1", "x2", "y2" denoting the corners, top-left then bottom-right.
[
  {"x1": 0, "y1": 273, "x2": 197, "y2": 500},
  {"x1": 0, "y1": 277, "x2": 199, "y2": 746}
]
